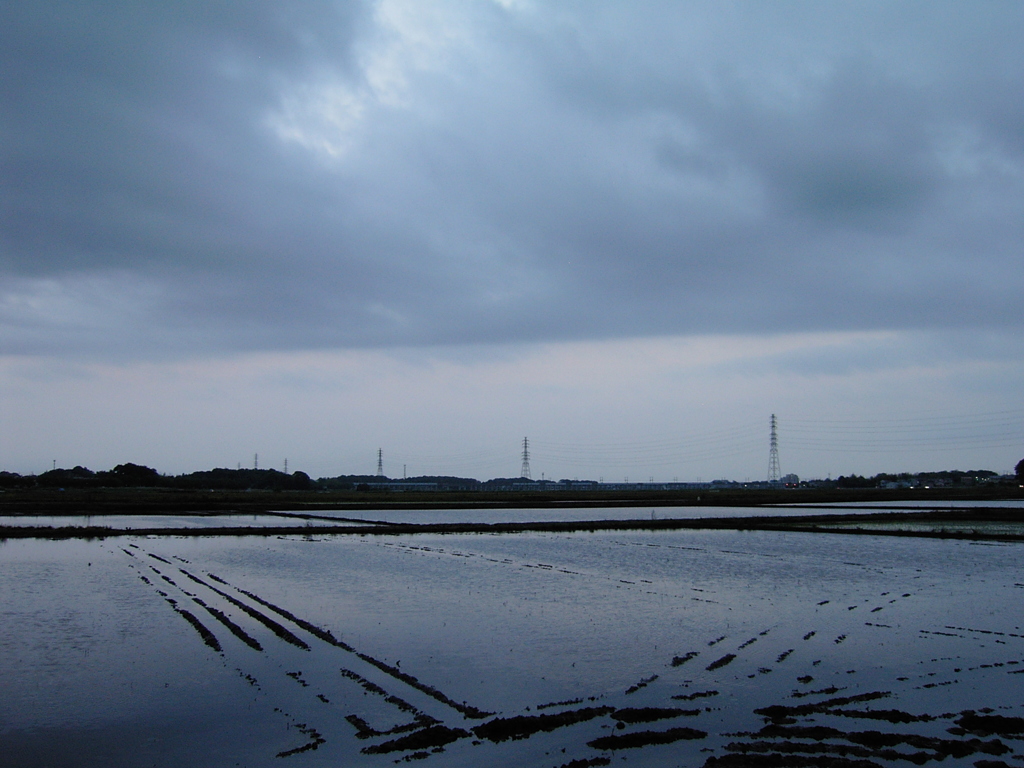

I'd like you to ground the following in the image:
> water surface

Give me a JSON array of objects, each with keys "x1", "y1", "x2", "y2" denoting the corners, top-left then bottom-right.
[{"x1": 3, "y1": 524, "x2": 1023, "y2": 767}]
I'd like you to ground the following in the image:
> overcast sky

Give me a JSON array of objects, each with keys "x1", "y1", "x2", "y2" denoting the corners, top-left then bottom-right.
[{"x1": 2, "y1": 1, "x2": 1023, "y2": 481}]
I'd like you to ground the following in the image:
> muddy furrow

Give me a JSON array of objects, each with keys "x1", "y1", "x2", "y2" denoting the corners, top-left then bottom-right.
[
  {"x1": 196, "y1": 568, "x2": 494, "y2": 722},
  {"x1": 190, "y1": 596, "x2": 263, "y2": 651},
  {"x1": 588, "y1": 725, "x2": 707, "y2": 750},
  {"x1": 473, "y1": 706, "x2": 615, "y2": 743},
  {"x1": 178, "y1": 569, "x2": 310, "y2": 651},
  {"x1": 172, "y1": 605, "x2": 222, "y2": 652},
  {"x1": 337, "y1": 666, "x2": 446, "y2": 743},
  {"x1": 354, "y1": 652, "x2": 493, "y2": 719},
  {"x1": 230, "y1": 583, "x2": 356, "y2": 652}
]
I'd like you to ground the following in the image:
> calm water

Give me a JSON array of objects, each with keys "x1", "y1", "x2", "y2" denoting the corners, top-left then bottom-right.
[
  {"x1": 2, "y1": 523, "x2": 1024, "y2": 767},
  {"x1": 6, "y1": 501, "x2": 1018, "y2": 530},
  {"x1": 0, "y1": 512, "x2": 373, "y2": 529},
  {"x1": 276, "y1": 504, "x2": 902, "y2": 525}
]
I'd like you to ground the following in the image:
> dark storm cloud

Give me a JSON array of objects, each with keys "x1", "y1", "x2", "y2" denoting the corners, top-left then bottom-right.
[{"x1": 2, "y1": 1, "x2": 1022, "y2": 357}]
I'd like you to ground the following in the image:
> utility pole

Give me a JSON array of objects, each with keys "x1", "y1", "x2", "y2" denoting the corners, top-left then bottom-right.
[
  {"x1": 520, "y1": 437, "x2": 531, "y2": 479},
  {"x1": 376, "y1": 448, "x2": 384, "y2": 477},
  {"x1": 254, "y1": 453, "x2": 258, "y2": 470},
  {"x1": 284, "y1": 458, "x2": 288, "y2": 474}
]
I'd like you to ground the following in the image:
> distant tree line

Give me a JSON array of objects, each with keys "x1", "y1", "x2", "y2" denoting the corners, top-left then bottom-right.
[
  {"x1": 0, "y1": 463, "x2": 1020, "y2": 492},
  {"x1": 0, "y1": 463, "x2": 312, "y2": 491},
  {"x1": 833, "y1": 469, "x2": 1001, "y2": 489}
]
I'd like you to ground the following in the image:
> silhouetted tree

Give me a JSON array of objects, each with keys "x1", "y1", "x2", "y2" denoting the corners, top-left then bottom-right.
[
  {"x1": 835, "y1": 474, "x2": 874, "y2": 489},
  {"x1": 106, "y1": 463, "x2": 161, "y2": 486},
  {"x1": 37, "y1": 466, "x2": 98, "y2": 488},
  {"x1": 1016, "y1": 458, "x2": 1024, "y2": 482},
  {"x1": 0, "y1": 471, "x2": 30, "y2": 489}
]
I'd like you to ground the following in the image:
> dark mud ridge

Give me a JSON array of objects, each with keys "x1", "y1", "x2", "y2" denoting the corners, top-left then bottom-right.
[
  {"x1": 673, "y1": 690, "x2": 719, "y2": 702},
  {"x1": 588, "y1": 726, "x2": 707, "y2": 750},
  {"x1": 339, "y1": 666, "x2": 440, "y2": 743},
  {"x1": 180, "y1": 569, "x2": 311, "y2": 650},
  {"x1": 173, "y1": 607, "x2": 222, "y2": 652},
  {"x1": 558, "y1": 759, "x2": 610, "y2": 768},
  {"x1": 718, "y1": 724, "x2": 1009, "y2": 764},
  {"x1": 708, "y1": 692, "x2": 1018, "y2": 768},
  {"x1": 275, "y1": 724, "x2": 325, "y2": 757},
  {"x1": 612, "y1": 707, "x2": 700, "y2": 724},
  {"x1": 473, "y1": 707, "x2": 615, "y2": 743},
  {"x1": 190, "y1": 595, "x2": 262, "y2": 651},
  {"x1": 706, "y1": 654, "x2": 736, "y2": 671},
  {"x1": 121, "y1": 543, "x2": 495, "y2": 755},
  {"x1": 354, "y1": 652, "x2": 492, "y2": 719},
  {"x1": 625, "y1": 674, "x2": 659, "y2": 694},
  {"x1": 955, "y1": 712, "x2": 1024, "y2": 736},
  {"x1": 233, "y1": 584, "x2": 356, "y2": 651},
  {"x1": 362, "y1": 725, "x2": 470, "y2": 755},
  {"x1": 672, "y1": 651, "x2": 700, "y2": 667}
]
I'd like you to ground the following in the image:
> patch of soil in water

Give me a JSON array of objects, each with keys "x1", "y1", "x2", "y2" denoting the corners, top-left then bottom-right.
[
  {"x1": 276, "y1": 725, "x2": 325, "y2": 757},
  {"x1": 354, "y1": 652, "x2": 492, "y2": 719},
  {"x1": 191, "y1": 596, "x2": 263, "y2": 651},
  {"x1": 829, "y1": 708, "x2": 933, "y2": 724},
  {"x1": 755, "y1": 691, "x2": 890, "y2": 721},
  {"x1": 361, "y1": 725, "x2": 470, "y2": 755},
  {"x1": 472, "y1": 707, "x2": 615, "y2": 743},
  {"x1": 703, "y1": 753, "x2": 884, "y2": 767},
  {"x1": 956, "y1": 712, "x2": 1024, "y2": 736},
  {"x1": 706, "y1": 654, "x2": 736, "y2": 671},
  {"x1": 672, "y1": 651, "x2": 700, "y2": 667},
  {"x1": 587, "y1": 726, "x2": 707, "y2": 750},
  {"x1": 611, "y1": 707, "x2": 699, "y2": 724},
  {"x1": 673, "y1": 689, "x2": 719, "y2": 702},
  {"x1": 180, "y1": 570, "x2": 310, "y2": 650},
  {"x1": 173, "y1": 606, "x2": 222, "y2": 652},
  {"x1": 558, "y1": 759, "x2": 610, "y2": 768}
]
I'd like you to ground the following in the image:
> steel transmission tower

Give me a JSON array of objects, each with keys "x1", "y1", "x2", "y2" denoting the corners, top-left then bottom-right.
[
  {"x1": 376, "y1": 448, "x2": 384, "y2": 477},
  {"x1": 768, "y1": 414, "x2": 781, "y2": 484},
  {"x1": 520, "y1": 437, "x2": 532, "y2": 480}
]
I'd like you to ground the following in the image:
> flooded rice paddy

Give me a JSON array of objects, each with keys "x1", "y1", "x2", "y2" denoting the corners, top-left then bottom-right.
[
  {"x1": 3, "y1": 518, "x2": 1024, "y2": 767},
  {"x1": 0, "y1": 512, "x2": 374, "y2": 529}
]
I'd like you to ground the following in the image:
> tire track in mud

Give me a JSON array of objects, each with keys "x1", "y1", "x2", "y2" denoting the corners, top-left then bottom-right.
[
  {"x1": 115, "y1": 547, "x2": 338, "y2": 755},
  {"x1": 186, "y1": 595, "x2": 263, "y2": 651},
  {"x1": 115, "y1": 541, "x2": 727, "y2": 763},
  {"x1": 125, "y1": 544, "x2": 501, "y2": 758},
  {"x1": 707, "y1": 695, "x2": 1018, "y2": 768},
  {"x1": 172, "y1": 605, "x2": 223, "y2": 652},
  {"x1": 377, "y1": 538, "x2": 723, "y2": 605},
  {"x1": 200, "y1": 569, "x2": 495, "y2": 720},
  {"x1": 691, "y1": 598, "x2": 1024, "y2": 768},
  {"x1": 376, "y1": 532, "x2": 1015, "y2": 761},
  {"x1": 177, "y1": 569, "x2": 310, "y2": 650},
  {"x1": 373, "y1": 535, "x2": 925, "y2": 698},
  {"x1": 121, "y1": 547, "x2": 261, "y2": 653},
  {"x1": 110, "y1": 538, "x2": 1024, "y2": 766},
  {"x1": 116, "y1": 545, "x2": 339, "y2": 757},
  {"x1": 380, "y1": 537, "x2": 882, "y2": 712}
]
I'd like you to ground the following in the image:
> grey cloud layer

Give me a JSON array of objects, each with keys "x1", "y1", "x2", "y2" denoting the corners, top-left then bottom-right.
[{"x1": 2, "y1": 0, "x2": 1022, "y2": 357}]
